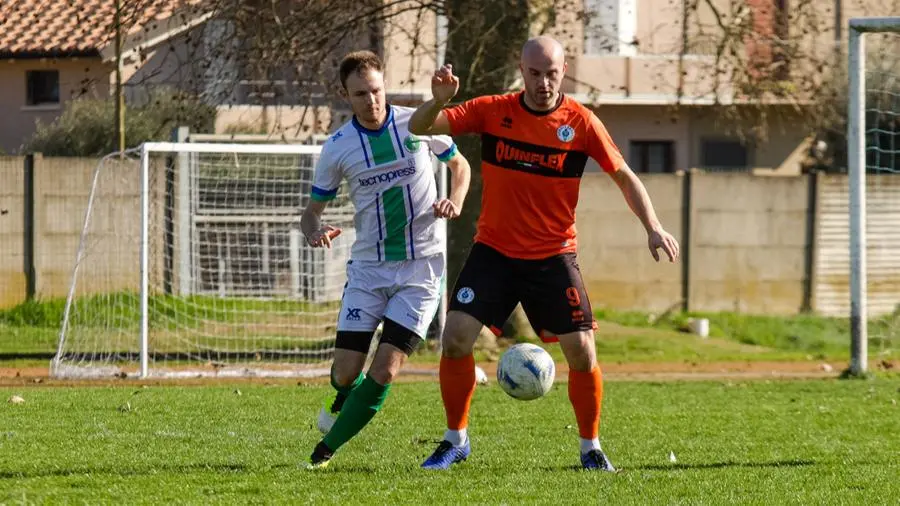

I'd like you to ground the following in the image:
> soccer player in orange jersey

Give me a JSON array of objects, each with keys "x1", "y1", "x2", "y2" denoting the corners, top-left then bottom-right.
[{"x1": 410, "y1": 36, "x2": 679, "y2": 471}]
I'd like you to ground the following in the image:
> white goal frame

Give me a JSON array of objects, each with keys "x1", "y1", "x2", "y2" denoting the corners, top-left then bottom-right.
[{"x1": 848, "y1": 17, "x2": 900, "y2": 376}]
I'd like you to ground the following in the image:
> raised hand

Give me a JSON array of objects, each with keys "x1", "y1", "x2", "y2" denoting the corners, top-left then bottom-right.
[{"x1": 432, "y1": 64, "x2": 460, "y2": 104}]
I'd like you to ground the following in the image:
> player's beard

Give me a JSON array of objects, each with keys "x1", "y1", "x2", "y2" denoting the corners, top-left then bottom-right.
[
  {"x1": 531, "y1": 89, "x2": 556, "y2": 109},
  {"x1": 357, "y1": 105, "x2": 386, "y2": 128}
]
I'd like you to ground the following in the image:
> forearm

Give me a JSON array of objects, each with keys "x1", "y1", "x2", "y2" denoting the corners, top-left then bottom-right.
[
  {"x1": 618, "y1": 173, "x2": 662, "y2": 233},
  {"x1": 300, "y1": 207, "x2": 322, "y2": 239},
  {"x1": 447, "y1": 159, "x2": 471, "y2": 209},
  {"x1": 409, "y1": 98, "x2": 446, "y2": 135}
]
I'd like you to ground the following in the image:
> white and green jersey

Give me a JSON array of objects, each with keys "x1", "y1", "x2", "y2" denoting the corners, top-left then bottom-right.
[{"x1": 311, "y1": 105, "x2": 458, "y2": 261}]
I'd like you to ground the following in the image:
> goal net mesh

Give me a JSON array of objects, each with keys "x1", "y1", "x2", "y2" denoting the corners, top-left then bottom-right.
[
  {"x1": 862, "y1": 31, "x2": 900, "y2": 361},
  {"x1": 52, "y1": 144, "x2": 373, "y2": 378}
]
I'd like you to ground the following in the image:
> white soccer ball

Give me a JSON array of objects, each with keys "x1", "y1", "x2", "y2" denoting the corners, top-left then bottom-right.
[{"x1": 496, "y1": 343, "x2": 555, "y2": 401}]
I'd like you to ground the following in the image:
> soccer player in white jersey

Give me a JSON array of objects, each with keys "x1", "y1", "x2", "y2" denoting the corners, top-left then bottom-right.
[{"x1": 301, "y1": 50, "x2": 471, "y2": 469}]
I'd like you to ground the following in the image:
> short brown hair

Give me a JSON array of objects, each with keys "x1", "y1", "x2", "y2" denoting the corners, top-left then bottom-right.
[{"x1": 339, "y1": 50, "x2": 384, "y2": 89}]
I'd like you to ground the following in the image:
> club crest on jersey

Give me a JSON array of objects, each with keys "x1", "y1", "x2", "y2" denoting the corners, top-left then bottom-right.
[
  {"x1": 456, "y1": 287, "x2": 475, "y2": 304},
  {"x1": 404, "y1": 135, "x2": 422, "y2": 153},
  {"x1": 557, "y1": 125, "x2": 575, "y2": 143}
]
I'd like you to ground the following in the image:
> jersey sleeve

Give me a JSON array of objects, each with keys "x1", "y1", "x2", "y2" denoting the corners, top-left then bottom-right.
[
  {"x1": 310, "y1": 141, "x2": 342, "y2": 202},
  {"x1": 442, "y1": 95, "x2": 495, "y2": 136},
  {"x1": 585, "y1": 112, "x2": 625, "y2": 174},
  {"x1": 425, "y1": 134, "x2": 458, "y2": 163}
]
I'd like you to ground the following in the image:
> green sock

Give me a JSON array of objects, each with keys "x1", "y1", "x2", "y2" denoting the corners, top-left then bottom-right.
[
  {"x1": 330, "y1": 370, "x2": 364, "y2": 414},
  {"x1": 322, "y1": 375, "x2": 391, "y2": 452}
]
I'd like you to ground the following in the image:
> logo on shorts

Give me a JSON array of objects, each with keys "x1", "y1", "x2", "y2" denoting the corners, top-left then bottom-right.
[
  {"x1": 456, "y1": 287, "x2": 475, "y2": 304},
  {"x1": 557, "y1": 125, "x2": 575, "y2": 143},
  {"x1": 346, "y1": 308, "x2": 362, "y2": 321}
]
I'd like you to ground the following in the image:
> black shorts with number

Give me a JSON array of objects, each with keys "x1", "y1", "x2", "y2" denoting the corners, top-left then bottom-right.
[{"x1": 448, "y1": 242, "x2": 596, "y2": 342}]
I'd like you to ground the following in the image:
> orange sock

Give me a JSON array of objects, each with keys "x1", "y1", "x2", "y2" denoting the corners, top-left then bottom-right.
[
  {"x1": 440, "y1": 354, "x2": 476, "y2": 430},
  {"x1": 568, "y1": 366, "x2": 603, "y2": 439}
]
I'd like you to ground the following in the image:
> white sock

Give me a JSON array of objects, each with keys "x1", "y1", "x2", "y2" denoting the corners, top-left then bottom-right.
[
  {"x1": 580, "y1": 437, "x2": 601, "y2": 454},
  {"x1": 444, "y1": 428, "x2": 468, "y2": 447}
]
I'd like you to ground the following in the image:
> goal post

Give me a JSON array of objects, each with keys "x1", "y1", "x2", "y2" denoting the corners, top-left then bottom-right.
[
  {"x1": 52, "y1": 141, "x2": 449, "y2": 378},
  {"x1": 848, "y1": 17, "x2": 900, "y2": 376}
]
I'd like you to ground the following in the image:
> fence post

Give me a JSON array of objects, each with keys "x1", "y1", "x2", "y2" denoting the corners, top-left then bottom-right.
[
  {"x1": 174, "y1": 126, "x2": 191, "y2": 296},
  {"x1": 680, "y1": 169, "x2": 694, "y2": 312},
  {"x1": 23, "y1": 154, "x2": 35, "y2": 300},
  {"x1": 801, "y1": 171, "x2": 821, "y2": 312}
]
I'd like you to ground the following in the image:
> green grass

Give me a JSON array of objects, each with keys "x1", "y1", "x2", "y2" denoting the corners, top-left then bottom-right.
[
  {"x1": 0, "y1": 324, "x2": 58, "y2": 356},
  {"x1": 595, "y1": 308, "x2": 898, "y2": 360},
  {"x1": 0, "y1": 378, "x2": 898, "y2": 504}
]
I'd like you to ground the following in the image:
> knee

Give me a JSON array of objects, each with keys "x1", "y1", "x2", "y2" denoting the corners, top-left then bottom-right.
[
  {"x1": 563, "y1": 331, "x2": 597, "y2": 372},
  {"x1": 331, "y1": 362, "x2": 362, "y2": 387},
  {"x1": 367, "y1": 364, "x2": 398, "y2": 385},
  {"x1": 441, "y1": 312, "x2": 480, "y2": 358},
  {"x1": 441, "y1": 327, "x2": 474, "y2": 358}
]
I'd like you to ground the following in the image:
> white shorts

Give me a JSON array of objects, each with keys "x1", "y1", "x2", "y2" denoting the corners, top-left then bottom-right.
[{"x1": 337, "y1": 254, "x2": 445, "y2": 338}]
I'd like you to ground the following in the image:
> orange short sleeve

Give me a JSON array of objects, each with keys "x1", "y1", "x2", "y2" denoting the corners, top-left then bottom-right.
[
  {"x1": 585, "y1": 112, "x2": 625, "y2": 174},
  {"x1": 443, "y1": 95, "x2": 497, "y2": 136}
]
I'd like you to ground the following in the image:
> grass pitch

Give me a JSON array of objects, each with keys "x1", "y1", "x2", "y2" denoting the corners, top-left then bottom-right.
[{"x1": 1, "y1": 377, "x2": 898, "y2": 504}]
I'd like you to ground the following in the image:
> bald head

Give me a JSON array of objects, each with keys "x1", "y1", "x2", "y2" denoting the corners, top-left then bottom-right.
[
  {"x1": 521, "y1": 36, "x2": 566, "y2": 67},
  {"x1": 519, "y1": 36, "x2": 567, "y2": 111}
]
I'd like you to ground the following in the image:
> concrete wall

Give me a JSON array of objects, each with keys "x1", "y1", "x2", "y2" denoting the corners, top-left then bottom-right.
[
  {"x1": 0, "y1": 157, "x2": 26, "y2": 307},
  {"x1": 575, "y1": 171, "x2": 812, "y2": 314},
  {"x1": 34, "y1": 156, "x2": 147, "y2": 299},
  {"x1": 0, "y1": 155, "x2": 149, "y2": 308},
  {"x1": 686, "y1": 172, "x2": 809, "y2": 314},
  {"x1": 577, "y1": 173, "x2": 685, "y2": 311}
]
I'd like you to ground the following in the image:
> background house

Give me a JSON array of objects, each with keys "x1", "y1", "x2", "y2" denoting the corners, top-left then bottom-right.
[{"x1": 0, "y1": 0, "x2": 893, "y2": 171}]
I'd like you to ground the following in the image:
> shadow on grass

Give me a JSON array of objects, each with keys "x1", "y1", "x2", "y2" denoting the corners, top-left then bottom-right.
[
  {"x1": 629, "y1": 459, "x2": 817, "y2": 472},
  {"x1": 0, "y1": 460, "x2": 384, "y2": 480},
  {"x1": 542, "y1": 459, "x2": 817, "y2": 473},
  {"x1": 0, "y1": 462, "x2": 260, "y2": 480}
]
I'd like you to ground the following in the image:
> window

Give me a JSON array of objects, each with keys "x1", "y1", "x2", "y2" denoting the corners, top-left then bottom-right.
[
  {"x1": 629, "y1": 141, "x2": 675, "y2": 173},
  {"x1": 583, "y1": 0, "x2": 637, "y2": 56},
  {"x1": 26, "y1": 70, "x2": 59, "y2": 106},
  {"x1": 700, "y1": 139, "x2": 750, "y2": 171}
]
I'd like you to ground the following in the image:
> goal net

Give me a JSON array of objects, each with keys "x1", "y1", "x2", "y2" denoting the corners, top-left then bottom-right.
[
  {"x1": 52, "y1": 142, "x2": 447, "y2": 378},
  {"x1": 848, "y1": 18, "x2": 900, "y2": 374}
]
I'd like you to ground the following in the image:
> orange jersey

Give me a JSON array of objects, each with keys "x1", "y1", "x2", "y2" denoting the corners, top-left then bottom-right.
[{"x1": 444, "y1": 92, "x2": 624, "y2": 259}]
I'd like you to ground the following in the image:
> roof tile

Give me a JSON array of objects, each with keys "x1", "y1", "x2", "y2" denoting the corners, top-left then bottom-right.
[{"x1": 0, "y1": 0, "x2": 205, "y2": 56}]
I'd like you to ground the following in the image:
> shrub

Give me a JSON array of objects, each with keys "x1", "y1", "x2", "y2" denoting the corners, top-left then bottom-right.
[{"x1": 23, "y1": 89, "x2": 216, "y2": 156}]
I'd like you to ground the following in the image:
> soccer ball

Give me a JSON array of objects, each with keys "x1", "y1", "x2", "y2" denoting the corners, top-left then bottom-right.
[{"x1": 496, "y1": 343, "x2": 555, "y2": 400}]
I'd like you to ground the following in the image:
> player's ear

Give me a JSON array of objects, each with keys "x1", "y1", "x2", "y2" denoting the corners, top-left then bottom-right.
[
  {"x1": 563, "y1": 61, "x2": 568, "y2": 74},
  {"x1": 338, "y1": 86, "x2": 348, "y2": 100}
]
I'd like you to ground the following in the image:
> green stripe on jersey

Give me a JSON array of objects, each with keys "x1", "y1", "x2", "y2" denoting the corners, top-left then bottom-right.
[
  {"x1": 382, "y1": 186, "x2": 409, "y2": 261},
  {"x1": 367, "y1": 130, "x2": 398, "y2": 166}
]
